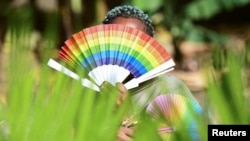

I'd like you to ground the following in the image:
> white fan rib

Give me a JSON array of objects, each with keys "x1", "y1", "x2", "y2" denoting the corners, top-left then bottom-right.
[
  {"x1": 124, "y1": 59, "x2": 175, "y2": 89},
  {"x1": 47, "y1": 59, "x2": 100, "y2": 91},
  {"x1": 88, "y1": 65, "x2": 130, "y2": 86}
]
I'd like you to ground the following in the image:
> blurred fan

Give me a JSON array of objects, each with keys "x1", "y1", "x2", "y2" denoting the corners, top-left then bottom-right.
[{"x1": 146, "y1": 94, "x2": 202, "y2": 139}]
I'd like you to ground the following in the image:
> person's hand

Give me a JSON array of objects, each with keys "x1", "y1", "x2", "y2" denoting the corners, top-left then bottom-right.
[
  {"x1": 116, "y1": 82, "x2": 128, "y2": 107},
  {"x1": 100, "y1": 81, "x2": 129, "y2": 110},
  {"x1": 101, "y1": 81, "x2": 135, "y2": 141},
  {"x1": 117, "y1": 126, "x2": 134, "y2": 141}
]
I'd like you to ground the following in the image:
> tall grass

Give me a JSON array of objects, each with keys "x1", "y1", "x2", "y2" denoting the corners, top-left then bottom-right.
[
  {"x1": 0, "y1": 22, "x2": 163, "y2": 141},
  {"x1": 0, "y1": 36, "x2": 161, "y2": 141},
  {"x1": 208, "y1": 47, "x2": 250, "y2": 124}
]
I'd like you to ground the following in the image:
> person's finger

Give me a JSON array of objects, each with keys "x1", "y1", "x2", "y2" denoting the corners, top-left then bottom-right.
[
  {"x1": 116, "y1": 82, "x2": 128, "y2": 106},
  {"x1": 116, "y1": 82, "x2": 128, "y2": 94},
  {"x1": 117, "y1": 133, "x2": 131, "y2": 141},
  {"x1": 117, "y1": 127, "x2": 134, "y2": 141}
]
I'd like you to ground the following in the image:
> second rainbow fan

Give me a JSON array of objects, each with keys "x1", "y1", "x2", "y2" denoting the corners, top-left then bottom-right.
[{"x1": 48, "y1": 24, "x2": 175, "y2": 91}]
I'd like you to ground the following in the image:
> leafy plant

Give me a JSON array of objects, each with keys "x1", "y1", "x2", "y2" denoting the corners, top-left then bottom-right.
[{"x1": 131, "y1": 0, "x2": 250, "y2": 43}]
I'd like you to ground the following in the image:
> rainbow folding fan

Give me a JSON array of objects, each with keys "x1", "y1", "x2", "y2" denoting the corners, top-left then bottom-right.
[{"x1": 48, "y1": 24, "x2": 175, "y2": 91}]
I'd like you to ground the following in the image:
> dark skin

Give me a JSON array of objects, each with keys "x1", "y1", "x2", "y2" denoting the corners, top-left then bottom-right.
[{"x1": 110, "y1": 17, "x2": 147, "y2": 141}]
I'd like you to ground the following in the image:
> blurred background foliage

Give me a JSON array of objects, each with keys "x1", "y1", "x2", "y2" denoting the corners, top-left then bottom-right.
[{"x1": 0, "y1": 0, "x2": 250, "y2": 141}]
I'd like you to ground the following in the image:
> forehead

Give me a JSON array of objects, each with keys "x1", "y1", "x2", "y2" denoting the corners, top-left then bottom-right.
[{"x1": 112, "y1": 17, "x2": 146, "y2": 32}]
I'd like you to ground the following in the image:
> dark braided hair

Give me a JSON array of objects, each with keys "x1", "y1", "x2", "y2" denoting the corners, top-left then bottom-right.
[{"x1": 102, "y1": 5, "x2": 155, "y2": 37}]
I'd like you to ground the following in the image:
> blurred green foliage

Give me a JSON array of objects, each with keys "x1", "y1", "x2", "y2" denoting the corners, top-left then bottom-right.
[{"x1": 132, "y1": 0, "x2": 250, "y2": 42}]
